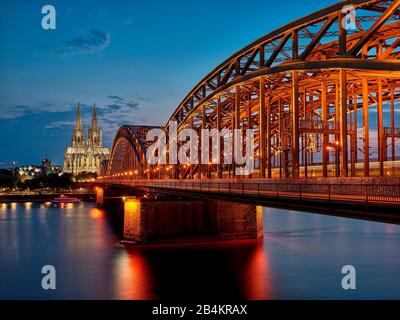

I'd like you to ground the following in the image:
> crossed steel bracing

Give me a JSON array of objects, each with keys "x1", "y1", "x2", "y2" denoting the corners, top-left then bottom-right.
[{"x1": 105, "y1": 0, "x2": 400, "y2": 181}]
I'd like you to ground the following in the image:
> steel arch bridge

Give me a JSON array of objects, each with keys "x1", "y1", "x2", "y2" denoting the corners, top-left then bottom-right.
[
  {"x1": 107, "y1": 126, "x2": 162, "y2": 178},
  {"x1": 103, "y1": 0, "x2": 400, "y2": 182}
]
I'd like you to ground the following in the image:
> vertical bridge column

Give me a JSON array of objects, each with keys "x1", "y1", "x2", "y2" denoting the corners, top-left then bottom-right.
[
  {"x1": 322, "y1": 82, "x2": 329, "y2": 177},
  {"x1": 266, "y1": 97, "x2": 272, "y2": 179},
  {"x1": 350, "y1": 88, "x2": 357, "y2": 177},
  {"x1": 259, "y1": 77, "x2": 266, "y2": 178},
  {"x1": 363, "y1": 77, "x2": 370, "y2": 177},
  {"x1": 391, "y1": 87, "x2": 396, "y2": 162},
  {"x1": 339, "y1": 69, "x2": 348, "y2": 177},
  {"x1": 291, "y1": 28, "x2": 300, "y2": 179},
  {"x1": 291, "y1": 71, "x2": 300, "y2": 179},
  {"x1": 233, "y1": 85, "x2": 241, "y2": 177},
  {"x1": 217, "y1": 96, "x2": 223, "y2": 179},
  {"x1": 377, "y1": 79, "x2": 384, "y2": 177}
]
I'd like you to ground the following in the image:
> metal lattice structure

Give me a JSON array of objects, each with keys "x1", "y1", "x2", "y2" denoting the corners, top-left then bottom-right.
[
  {"x1": 103, "y1": 0, "x2": 400, "y2": 181},
  {"x1": 108, "y1": 126, "x2": 161, "y2": 178}
]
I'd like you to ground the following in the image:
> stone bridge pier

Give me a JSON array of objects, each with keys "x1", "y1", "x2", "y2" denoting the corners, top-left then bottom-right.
[
  {"x1": 95, "y1": 186, "x2": 263, "y2": 244},
  {"x1": 123, "y1": 198, "x2": 263, "y2": 244}
]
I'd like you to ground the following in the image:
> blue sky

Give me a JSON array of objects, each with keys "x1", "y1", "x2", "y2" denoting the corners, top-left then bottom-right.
[{"x1": 0, "y1": 0, "x2": 353, "y2": 165}]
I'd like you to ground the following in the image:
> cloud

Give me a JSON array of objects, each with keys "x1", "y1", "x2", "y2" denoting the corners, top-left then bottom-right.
[
  {"x1": 0, "y1": 108, "x2": 28, "y2": 119},
  {"x1": 126, "y1": 102, "x2": 139, "y2": 109},
  {"x1": 122, "y1": 17, "x2": 134, "y2": 25},
  {"x1": 0, "y1": 103, "x2": 76, "y2": 120},
  {"x1": 43, "y1": 95, "x2": 145, "y2": 145},
  {"x1": 107, "y1": 104, "x2": 123, "y2": 110},
  {"x1": 108, "y1": 95, "x2": 124, "y2": 101},
  {"x1": 103, "y1": 95, "x2": 140, "y2": 111},
  {"x1": 45, "y1": 120, "x2": 75, "y2": 129},
  {"x1": 0, "y1": 94, "x2": 149, "y2": 147},
  {"x1": 137, "y1": 97, "x2": 151, "y2": 102},
  {"x1": 51, "y1": 30, "x2": 111, "y2": 57}
]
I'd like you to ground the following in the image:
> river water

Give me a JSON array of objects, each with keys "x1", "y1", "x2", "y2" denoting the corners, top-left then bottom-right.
[{"x1": 0, "y1": 202, "x2": 399, "y2": 300}]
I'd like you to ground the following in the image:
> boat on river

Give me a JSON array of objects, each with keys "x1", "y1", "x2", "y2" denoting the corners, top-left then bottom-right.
[{"x1": 52, "y1": 195, "x2": 80, "y2": 203}]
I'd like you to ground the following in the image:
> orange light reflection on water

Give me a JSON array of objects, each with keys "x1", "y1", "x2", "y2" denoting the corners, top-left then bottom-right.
[
  {"x1": 59, "y1": 203, "x2": 75, "y2": 209},
  {"x1": 90, "y1": 208, "x2": 104, "y2": 219},
  {"x1": 242, "y1": 240, "x2": 273, "y2": 300},
  {"x1": 113, "y1": 250, "x2": 155, "y2": 300},
  {"x1": 0, "y1": 203, "x2": 7, "y2": 213}
]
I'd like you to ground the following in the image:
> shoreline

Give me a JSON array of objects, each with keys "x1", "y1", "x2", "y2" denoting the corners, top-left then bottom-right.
[{"x1": 0, "y1": 193, "x2": 95, "y2": 203}]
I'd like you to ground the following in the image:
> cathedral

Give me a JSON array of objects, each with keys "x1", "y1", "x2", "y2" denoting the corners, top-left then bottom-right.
[{"x1": 63, "y1": 103, "x2": 110, "y2": 175}]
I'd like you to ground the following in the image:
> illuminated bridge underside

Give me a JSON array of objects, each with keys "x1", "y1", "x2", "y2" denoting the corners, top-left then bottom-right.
[{"x1": 105, "y1": 0, "x2": 400, "y2": 181}]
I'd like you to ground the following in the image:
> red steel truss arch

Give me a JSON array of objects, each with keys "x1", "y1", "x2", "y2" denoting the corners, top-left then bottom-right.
[
  {"x1": 108, "y1": 126, "x2": 161, "y2": 178},
  {"x1": 106, "y1": 0, "x2": 400, "y2": 180}
]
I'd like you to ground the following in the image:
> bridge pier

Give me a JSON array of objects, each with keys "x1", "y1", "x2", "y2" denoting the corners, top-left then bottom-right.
[
  {"x1": 123, "y1": 197, "x2": 263, "y2": 244},
  {"x1": 95, "y1": 187, "x2": 104, "y2": 207}
]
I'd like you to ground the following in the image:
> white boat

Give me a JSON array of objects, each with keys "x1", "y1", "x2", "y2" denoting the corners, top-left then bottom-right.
[{"x1": 52, "y1": 195, "x2": 80, "y2": 203}]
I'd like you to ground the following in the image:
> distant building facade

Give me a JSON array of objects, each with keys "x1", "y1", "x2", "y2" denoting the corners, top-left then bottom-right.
[
  {"x1": 63, "y1": 103, "x2": 110, "y2": 175},
  {"x1": 16, "y1": 157, "x2": 62, "y2": 182}
]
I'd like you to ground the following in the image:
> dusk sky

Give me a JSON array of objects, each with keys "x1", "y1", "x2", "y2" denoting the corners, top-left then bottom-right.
[{"x1": 0, "y1": 0, "x2": 370, "y2": 165}]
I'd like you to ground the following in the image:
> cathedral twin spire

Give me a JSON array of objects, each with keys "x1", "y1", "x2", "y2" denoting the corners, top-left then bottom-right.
[
  {"x1": 64, "y1": 103, "x2": 110, "y2": 175},
  {"x1": 75, "y1": 102, "x2": 83, "y2": 130},
  {"x1": 91, "y1": 103, "x2": 98, "y2": 130},
  {"x1": 72, "y1": 103, "x2": 101, "y2": 148}
]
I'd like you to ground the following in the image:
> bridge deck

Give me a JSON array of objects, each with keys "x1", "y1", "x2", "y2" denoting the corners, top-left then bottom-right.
[{"x1": 104, "y1": 179, "x2": 400, "y2": 207}]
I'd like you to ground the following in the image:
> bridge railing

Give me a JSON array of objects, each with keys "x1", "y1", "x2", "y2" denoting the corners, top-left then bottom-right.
[{"x1": 103, "y1": 179, "x2": 400, "y2": 205}]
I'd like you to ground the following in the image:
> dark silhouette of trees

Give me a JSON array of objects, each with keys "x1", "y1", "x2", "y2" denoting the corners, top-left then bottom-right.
[
  {"x1": 23, "y1": 173, "x2": 73, "y2": 190},
  {"x1": 0, "y1": 169, "x2": 15, "y2": 188}
]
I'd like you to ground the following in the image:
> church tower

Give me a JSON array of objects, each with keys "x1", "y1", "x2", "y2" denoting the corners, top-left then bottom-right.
[
  {"x1": 72, "y1": 103, "x2": 85, "y2": 148},
  {"x1": 88, "y1": 104, "x2": 102, "y2": 147},
  {"x1": 63, "y1": 102, "x2": 110, "y2": 175}
]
